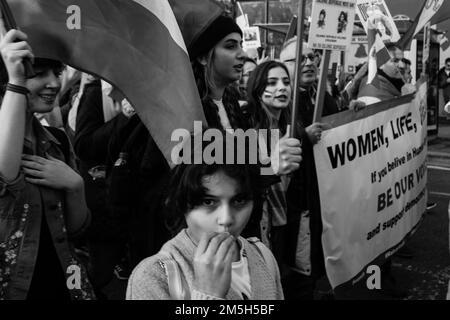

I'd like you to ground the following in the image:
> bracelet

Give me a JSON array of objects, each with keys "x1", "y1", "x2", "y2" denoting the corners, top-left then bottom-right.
[{"x1": 6, "y1": 83, "x2": 30, "y2": 95}]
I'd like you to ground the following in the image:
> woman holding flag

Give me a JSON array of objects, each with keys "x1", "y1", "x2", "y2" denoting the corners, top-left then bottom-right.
[{"x1": 0, "y1": 29, "x2": 94, "y2": 299}]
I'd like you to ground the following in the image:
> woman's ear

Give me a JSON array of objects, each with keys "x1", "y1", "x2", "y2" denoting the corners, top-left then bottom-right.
[{"x1": 197, "y1": 55, "x2": 208, "y2": 66}]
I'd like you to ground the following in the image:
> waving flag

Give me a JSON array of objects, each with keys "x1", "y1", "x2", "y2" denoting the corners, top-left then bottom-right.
[
  {"x1": 358, "y1": 3, "x2": 391, "y2": 85},
  {"x1": 397, "y1": 0, "x2": 444, "y2": 50},
  {"x1": 413, "y1": 0, "x2": 444, "y2": 35},
  {"x1": 6, "y1": 0, "x2": 221, "y2": 163}
]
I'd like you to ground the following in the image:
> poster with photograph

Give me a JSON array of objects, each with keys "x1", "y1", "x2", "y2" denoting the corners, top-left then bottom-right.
[
  {"x1": 308, "y1": 0, "x2": 356, "y2": 51},
  {"x1": 242, "y1": 26, "x2": 261, "y2": 51},
  {"x1": 345, "y1": 36, "x2": 369, "y2": 74},
  {"x1": 356, "y1": 0, "x2": 400, "y2": 43}
]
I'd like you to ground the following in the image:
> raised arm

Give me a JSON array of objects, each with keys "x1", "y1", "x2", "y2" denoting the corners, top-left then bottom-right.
[{"x1": 0, "y1": 29, "x2": 34, "y2": 181}]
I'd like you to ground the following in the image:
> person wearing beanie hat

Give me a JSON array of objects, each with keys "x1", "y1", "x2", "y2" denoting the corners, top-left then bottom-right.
[
  {"x1": 190, "y1": 15, "x2": 249, "y2": 131},
  {"x1": 188, "y1": 15, "x2": 243, "y2": 61}
]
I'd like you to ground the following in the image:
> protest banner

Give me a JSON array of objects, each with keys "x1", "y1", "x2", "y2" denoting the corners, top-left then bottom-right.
[
  {"x1": 308, "y1": 0, "x2": 356, "y2": 51},
  {"x1": 313, "y1": 80, "x2": 428, "y2": 291},
  {"x1": 356, "y1": 0, "x2": 400, "y2": 43}
]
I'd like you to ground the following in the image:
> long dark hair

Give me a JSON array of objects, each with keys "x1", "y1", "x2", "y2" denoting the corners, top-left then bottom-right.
[
  {"x1": 246, "y1": 60, "x2": 291, "y2": 134},
  {"x1": 192, "y1": 49, "x2": 248, "y2": 130}
]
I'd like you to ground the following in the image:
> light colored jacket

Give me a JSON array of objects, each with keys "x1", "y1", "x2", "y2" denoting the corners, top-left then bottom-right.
[{"x1": 126, "y1": 229, "x2": 284, "y2": 300}]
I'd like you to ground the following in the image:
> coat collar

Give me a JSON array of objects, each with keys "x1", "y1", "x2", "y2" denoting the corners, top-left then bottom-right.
[{"x1": 23, "y1": 116, "x2": 61, "y2": 154}]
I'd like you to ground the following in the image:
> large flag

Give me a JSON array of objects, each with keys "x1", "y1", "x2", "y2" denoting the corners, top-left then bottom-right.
[
  {"x1": 397, "y1": 0, "x2": 444, "y2": 50},
  {"x1": 386, "y1": 0, "x2": 450, "y2": 25},
  {"x1": 6, "y1": 0, "x2": 221, "y2": 163}
]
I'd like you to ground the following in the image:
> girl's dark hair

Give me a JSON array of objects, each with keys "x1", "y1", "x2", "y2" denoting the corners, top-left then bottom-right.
[
  {"x1": 164, "y1": 131, "x2": 264, "y2": 236},
  {"x1": 246, "y1": 60, "x2": 291, "y2": 134},
  {"x1": 192, "y1": 52, "x2": 248, "y2": 130}
]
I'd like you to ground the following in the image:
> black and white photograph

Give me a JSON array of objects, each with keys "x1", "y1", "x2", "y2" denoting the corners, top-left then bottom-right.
[{"x1": 0, "y1": 0, "x2": 450, "y2": 312}]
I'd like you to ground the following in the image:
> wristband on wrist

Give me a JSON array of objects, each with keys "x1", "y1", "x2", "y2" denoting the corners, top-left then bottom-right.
[{"x1": 6, "y1": 83, "x2": 30, "y2": 95}]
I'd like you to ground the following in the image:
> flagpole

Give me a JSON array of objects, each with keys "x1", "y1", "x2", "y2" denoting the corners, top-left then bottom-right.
[
  {"x1": 290, "y1": 0, "x2": 306, "y2": 137},
  {"x1": 0, "y1": 0, "x2": 34, "y2": 78},
  {"x1": 313, "y1": 49, "x2": 331, "y2": 123}
]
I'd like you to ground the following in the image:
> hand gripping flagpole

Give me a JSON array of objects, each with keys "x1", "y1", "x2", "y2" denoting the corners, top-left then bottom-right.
[
  {"x1": 290, "y1": 0, "x2": 306, "y2": 138},
  {"x1": 0, "y1": 0, "x2": 35, "y2": 78}
]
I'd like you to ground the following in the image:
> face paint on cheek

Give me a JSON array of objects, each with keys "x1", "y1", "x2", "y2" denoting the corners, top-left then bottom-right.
[{"x1": 263, "y1": 89, "x2": 275, "y2": 99}]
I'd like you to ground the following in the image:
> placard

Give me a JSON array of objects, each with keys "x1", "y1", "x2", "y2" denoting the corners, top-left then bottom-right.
[
  {"x1": 356, "y1": 0, "x2": 400, "y2": 43},
  {"x1": 308, "y1": 0, "x2": 356, "y2": 51}
]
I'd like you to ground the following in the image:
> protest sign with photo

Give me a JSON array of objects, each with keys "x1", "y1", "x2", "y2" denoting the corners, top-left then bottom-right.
[
  {"x1": 308, "y1": 0, "x2": 356, "y2": 51},
  {"x1": 345, "y1": 36, "x2": 369, "y2": 73},
  {"x1": 313, "y1": 81, "x2": 428, "y2": 290},
  {"x1": 243, "y1": 26, "x2": 261, "y2": 51},
  {"x1": 356, "y1": 0, "x2": 400, "y2": 43}
]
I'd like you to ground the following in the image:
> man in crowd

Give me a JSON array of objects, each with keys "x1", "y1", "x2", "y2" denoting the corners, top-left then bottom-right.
[
  {"x1": 279, "y1": 36, "x2": 338, "y2": 300},
  {"x1": 357, "y1": 42, "x2": 414, "y2": 105}
]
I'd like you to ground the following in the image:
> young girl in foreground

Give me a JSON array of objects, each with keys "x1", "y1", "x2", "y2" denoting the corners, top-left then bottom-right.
[{"x1": 127, "y1": 161, "x2": 284, "y2": 300}]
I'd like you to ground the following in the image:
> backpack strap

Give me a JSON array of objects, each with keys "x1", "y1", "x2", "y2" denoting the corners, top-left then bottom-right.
[
  {"x1": 159, "y1": 251, "x2": 190, "y2": 300},
  {"x1": 247, "y1": 237, "x2": 277, "y2": 279}
]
